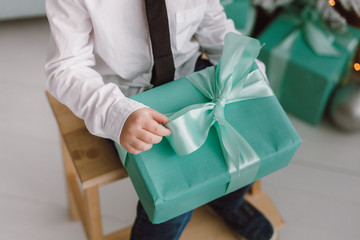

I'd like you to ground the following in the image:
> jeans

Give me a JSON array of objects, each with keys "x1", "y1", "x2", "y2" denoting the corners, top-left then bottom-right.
[
  {"x1": 130, "y1": 56, "x2": 250, "y2": 240},
  {"x1": 130, "y1": 184, "x2": 253, "y2": 240}
]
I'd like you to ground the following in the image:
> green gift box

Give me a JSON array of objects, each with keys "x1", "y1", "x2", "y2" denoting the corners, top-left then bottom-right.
[
  {"x1": 220, "y1": 0, "x2": 257, "y2": 35},
  {"x1": 258, "y1": 10, "x2": 360, "y2": 125},
  {"x1": 115, "y1": 33, "x2": 301, "y2": 224}
]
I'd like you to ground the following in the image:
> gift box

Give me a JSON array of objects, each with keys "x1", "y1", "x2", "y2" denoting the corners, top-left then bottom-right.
[
  {"x1": 220, "y1": 0, "x2": 256, "y2": 35},
  {"x1": 115, "y1": 33, "x2": 301, "y2": 224},
  {"x1": 257, "y1": 9, "x2": 360, "y2": 125}
]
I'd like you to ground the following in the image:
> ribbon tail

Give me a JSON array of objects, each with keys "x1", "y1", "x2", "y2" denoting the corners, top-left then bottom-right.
[
  {"x1": 215, "y1": 121, "x2": 260, "y2": 194},
  {"x1": 268, "y1": 30, "x2": 299, "y2": 98}
]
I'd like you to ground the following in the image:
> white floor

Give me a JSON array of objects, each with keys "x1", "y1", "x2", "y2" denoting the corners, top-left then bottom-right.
[{"x1": 0, "y1": 18, "x2": 359, "y2": 240}]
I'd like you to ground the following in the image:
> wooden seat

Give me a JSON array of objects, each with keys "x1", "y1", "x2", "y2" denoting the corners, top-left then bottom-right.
[{"x1": 46, "y1": 91, "x2": 284, "y2": 240}]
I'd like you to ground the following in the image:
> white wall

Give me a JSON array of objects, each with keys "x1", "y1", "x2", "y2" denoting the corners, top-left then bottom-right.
[{"x1": 0, "y1": 0, "x2": 45, "y2": 20}]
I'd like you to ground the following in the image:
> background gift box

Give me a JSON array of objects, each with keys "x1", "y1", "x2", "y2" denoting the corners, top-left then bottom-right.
[
  {"x1": 257, "y1": 9, "x2": 360, "y2": 125},
  {"x1": 220, "y1": 0, "x2": 257, "y2": 36}
]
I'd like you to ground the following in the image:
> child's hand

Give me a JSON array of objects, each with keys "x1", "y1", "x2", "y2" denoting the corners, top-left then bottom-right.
[{"x1": 120, "y1": 108, "x2": 171, "y2": 154}]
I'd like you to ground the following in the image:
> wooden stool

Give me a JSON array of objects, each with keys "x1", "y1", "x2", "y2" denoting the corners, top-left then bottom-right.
[{"x1": 46, "y1": 91, "x2": 284, "y2": 240}]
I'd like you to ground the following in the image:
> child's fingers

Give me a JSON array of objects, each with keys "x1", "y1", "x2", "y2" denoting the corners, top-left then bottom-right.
[
  {"x1": 120, "y1": 128, "x2": 154, "y2": 154},
  {"x1": 124, "y1": 144, "x2": 141, "y2": 155},
  {"x1": 149, "y1": 108, "x2": 170, "y2": 125},
  {"x1": 130, "y1": 140, "x2": 153, "y2": 152},
  {"x1": 124, "y1": 136, "x2": 153, "y2": 154},
  {"x1": 144, "y1": 120, "x2": 171, "y2": 137},
  {"x1": 120, "y1": 107, "x2": 171, "y2": 154},
  {"x1": 137, "y1": 129, "x2": 163, "y2": 144}
]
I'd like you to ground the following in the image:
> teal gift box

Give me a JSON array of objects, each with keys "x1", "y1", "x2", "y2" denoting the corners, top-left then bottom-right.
[
  {"x1": 258, "y1": 10, "x2": 360, "y2": 125},
  {"x1": 220, "y1": 0, "x2": 256, "y2": 35},
  {"x1": 115, "y1": 33, "x2": 301, "y2": 224}
]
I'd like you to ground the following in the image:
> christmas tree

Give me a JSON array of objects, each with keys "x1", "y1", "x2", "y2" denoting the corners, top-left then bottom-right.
[{"x1": 252, "y1": 0, "x2": 360, "y2": 31}]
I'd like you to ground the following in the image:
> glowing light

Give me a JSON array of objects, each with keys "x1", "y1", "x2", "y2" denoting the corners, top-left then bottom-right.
[
  {"x1": 354, "y1": 63, "x2": 360, "y2": 71},
  {"x1": 328, "y1": 0, "x2": 336, "y2": 6}
]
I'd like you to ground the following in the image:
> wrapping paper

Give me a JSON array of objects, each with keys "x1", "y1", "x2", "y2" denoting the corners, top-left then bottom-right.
[{"x1": 116, "y1": 33, "x2": 301, "y2": 223}]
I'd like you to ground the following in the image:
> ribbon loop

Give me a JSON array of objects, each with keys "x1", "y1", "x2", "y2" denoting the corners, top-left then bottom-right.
[{"x1": 165, "y1": 33, "x2": 274, "y2": 193}]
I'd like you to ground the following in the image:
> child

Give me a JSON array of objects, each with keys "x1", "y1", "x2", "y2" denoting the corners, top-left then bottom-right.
[{"x1": 45, "y1": 0, "x2": 276, "y2": 239}]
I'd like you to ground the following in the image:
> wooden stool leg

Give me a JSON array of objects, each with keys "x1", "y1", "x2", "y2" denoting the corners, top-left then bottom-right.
[
  {"x1": 84, "y1": 186, "x2": 104, "y2": 240},
  {"x1": 249, "y1": 180, "x2": 261, "y2": 196},
  {"x1": 61, "y1": 137, "x2": 80, "y2": 221}
]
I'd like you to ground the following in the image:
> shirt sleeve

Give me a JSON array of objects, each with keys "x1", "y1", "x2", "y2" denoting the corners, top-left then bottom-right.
[
  {"x1": 44, "y1": 0, "x2": 146, "y2": 144},
  {"x1": 194, "y1": 0, "x2": 239, "y2": 65}
]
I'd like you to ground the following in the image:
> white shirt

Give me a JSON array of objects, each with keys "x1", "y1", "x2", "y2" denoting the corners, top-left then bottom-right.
[{"x1": 44, "y1": 0, "x2": 238, "y2": 144}]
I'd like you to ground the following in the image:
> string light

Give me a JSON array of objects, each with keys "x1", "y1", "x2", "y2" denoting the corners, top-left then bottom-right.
[
  {"x1": 354, "y1": 63, "x2": 360, "y2": 71},
  {"x1": 328, "y1": 0, "x2": 336, "y2": 6}
]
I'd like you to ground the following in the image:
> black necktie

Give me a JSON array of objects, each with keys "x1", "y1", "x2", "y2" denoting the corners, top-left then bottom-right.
[{"x1": 144, "y1": 0, "x2": 175, "y2": 87}]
